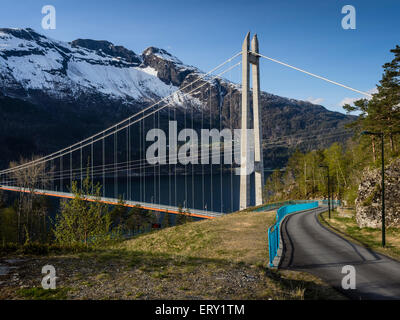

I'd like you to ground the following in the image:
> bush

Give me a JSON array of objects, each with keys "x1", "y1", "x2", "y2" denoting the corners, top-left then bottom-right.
[
  {"x1": 53, "y1": 177, "x2": 114, "y2": 247},
  {"x1": 344, "y1": 185, "x2": 359, "y2": 206}
]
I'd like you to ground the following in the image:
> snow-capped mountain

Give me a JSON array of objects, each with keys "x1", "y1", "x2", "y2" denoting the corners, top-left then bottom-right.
[
  {"x1": 0, "y1": 28, "x2": 355, "y2": 168},
  {"x1": 0, "y1": 28, "x2": 201, "y2": 107}
]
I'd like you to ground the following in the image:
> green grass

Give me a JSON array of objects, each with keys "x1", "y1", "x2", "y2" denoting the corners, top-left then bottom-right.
[
  {"x1": 117, "y1": 209, "x2": 274, "y2": 265},
  {"x1": 112, "y1": 209, "x2": 343, "y2": 299},
  {"x1": 319, "y1": 209, "x2": 400, "y2": 261},
  {"x1": 17, "y1": 287, "x2": 70, "y2": 300}
]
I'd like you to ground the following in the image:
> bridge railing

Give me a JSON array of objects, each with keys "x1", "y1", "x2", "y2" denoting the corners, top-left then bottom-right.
[{"x1": 267, "y1": 201, "x2": 319, "y2": 267}]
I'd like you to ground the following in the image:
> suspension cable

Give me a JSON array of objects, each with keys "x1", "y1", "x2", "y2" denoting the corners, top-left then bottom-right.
[{"x1": 255, "y1": 52, "x2": 373, "y2": 98}]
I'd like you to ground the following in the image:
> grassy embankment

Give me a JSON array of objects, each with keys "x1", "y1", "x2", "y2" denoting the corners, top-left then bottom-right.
[
  {"x1": 319, "y1": 209, "x2": 400, "y2": 261},
  {"x1": 1, "y1": 209, "x2": 344, "y2": 300}
]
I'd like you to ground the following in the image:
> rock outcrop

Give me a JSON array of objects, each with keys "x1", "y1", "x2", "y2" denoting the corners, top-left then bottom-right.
[{"x1": 356, "y1": 159, "x2": 400, "y2": 228}]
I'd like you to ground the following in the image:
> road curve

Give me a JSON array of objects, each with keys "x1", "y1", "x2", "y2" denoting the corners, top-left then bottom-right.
[{"x1": 279, "y1": 207, "x2": 400, "y2": 300}]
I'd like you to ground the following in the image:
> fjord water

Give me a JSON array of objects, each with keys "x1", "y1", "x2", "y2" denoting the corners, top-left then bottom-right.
[
  {"x1": 100, "y1": 173, "x2": 261, "y2": 214},
  {"x1": 92, "y1": 172, "x2": 268, "y2": 214}
]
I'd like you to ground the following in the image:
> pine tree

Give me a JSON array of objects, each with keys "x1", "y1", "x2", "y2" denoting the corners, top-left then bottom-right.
[
  {"x1": 344, "y1": 45, "x2": 400, "y2": 156},
  {"x1": 376, "y1": 45, "x2": 400, "y2": 151}
]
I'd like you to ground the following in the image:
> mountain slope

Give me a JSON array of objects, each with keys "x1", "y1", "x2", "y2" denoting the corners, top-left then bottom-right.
[
  {"x1": 0, "y1": 28, "x2": 190, "y2": 105},
  {"x1": 0, "y1": 28, "x2": 356, "y2": 168}
]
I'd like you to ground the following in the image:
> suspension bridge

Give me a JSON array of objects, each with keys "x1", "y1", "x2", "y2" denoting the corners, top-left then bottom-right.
[{"x1": 0, "y1": 32, "x2": 372, "y2": 220}]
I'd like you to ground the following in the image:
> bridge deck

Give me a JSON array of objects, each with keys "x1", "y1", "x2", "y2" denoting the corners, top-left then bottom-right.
[{"x1": 0, "y1": 185, "x2": 222, "y2": 219}]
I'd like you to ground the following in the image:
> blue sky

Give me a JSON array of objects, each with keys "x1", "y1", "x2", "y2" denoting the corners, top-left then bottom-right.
[{"x1": 1, "y1": 0, "x2": 399, "y2": 113}]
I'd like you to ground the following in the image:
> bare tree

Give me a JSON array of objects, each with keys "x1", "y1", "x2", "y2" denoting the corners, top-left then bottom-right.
[{"x1": 9, "y1": 156, "x2": 52, "y2": 243}]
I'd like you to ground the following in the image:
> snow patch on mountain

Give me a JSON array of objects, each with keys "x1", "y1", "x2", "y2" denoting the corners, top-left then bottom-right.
[
  {"x1": 0, "y1": 28, "x2": 202, "y2": 107},
  {"x1": 66, "y1": 60, "x2": 178, "y2": 99}
]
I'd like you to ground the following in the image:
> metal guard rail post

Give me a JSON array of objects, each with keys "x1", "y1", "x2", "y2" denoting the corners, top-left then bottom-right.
[{"x1": 267, "y1": 201, "x2": 318, "y2": 267}]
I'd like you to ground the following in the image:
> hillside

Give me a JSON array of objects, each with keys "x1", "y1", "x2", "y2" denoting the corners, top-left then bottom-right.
[
  {"x1": 0, "y1": 28, "x2": 355, "y2": 168},
  {"x1": 0, "y1": 209, "x2": 343, "y2": 300}
]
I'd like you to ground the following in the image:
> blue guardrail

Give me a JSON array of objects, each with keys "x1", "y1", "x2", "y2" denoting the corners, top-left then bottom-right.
[
  {"x1": 321, "y1": 199, "x2": 341, "y2": 206},
  {"x1": 254, "y1": 200, "x2": 315, "y2": 212},
  {"x1": 267, "y1": 201, "x2": 318, "y2": 267}
]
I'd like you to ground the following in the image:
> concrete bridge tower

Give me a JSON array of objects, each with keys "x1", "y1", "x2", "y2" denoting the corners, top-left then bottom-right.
[{"x1": 240, "y1": 32, "x2": 264, "y2": 210}]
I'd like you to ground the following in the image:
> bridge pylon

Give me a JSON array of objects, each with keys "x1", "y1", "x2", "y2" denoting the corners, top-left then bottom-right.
[{"x1": 240, "y1": 32, "x2": 264, "y2": 210}]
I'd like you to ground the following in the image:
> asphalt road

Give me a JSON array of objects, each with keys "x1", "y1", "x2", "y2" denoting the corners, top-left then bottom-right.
[{"x1": 279, "y1": 207, "x2": 400, "y2": 300}]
